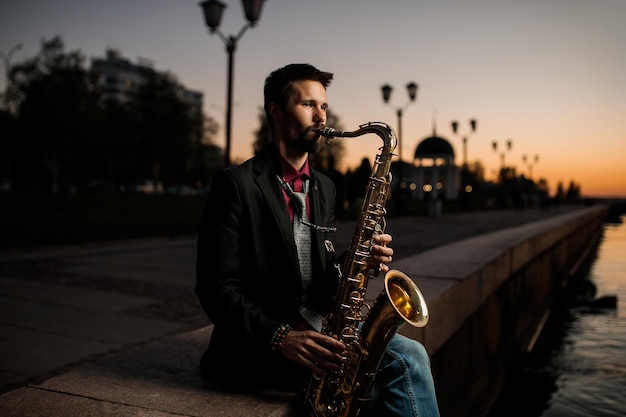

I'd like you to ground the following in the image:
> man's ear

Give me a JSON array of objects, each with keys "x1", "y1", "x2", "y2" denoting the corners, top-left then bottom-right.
[{"x1": 268, "y1": 102, "x2": 282, "y2": 123}]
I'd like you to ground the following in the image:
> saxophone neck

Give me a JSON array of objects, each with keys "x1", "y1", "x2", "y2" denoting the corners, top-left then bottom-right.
[{"x1": 316, "y1": 122, "x2": 397, "y2": 153}]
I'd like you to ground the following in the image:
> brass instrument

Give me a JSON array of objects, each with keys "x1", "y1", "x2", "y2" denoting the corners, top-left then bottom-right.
[{"x1": 306, "y1": 122, "x2": 429, "y2": 417}]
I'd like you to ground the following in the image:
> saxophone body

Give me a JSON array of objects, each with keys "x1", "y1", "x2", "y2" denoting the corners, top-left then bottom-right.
[{"x1": 306, "y1": 122, "x2": 429, "y2": 417}]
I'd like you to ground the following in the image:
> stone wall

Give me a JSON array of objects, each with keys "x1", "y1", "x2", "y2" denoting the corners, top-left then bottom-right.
[{"x1": 375, "y1": 205, "x2": 609, "y2": 417}]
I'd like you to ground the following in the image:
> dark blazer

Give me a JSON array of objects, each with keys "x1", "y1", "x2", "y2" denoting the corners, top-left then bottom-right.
[{"x1": 195, "y1": 145, "x2": 339, "y2": 388}]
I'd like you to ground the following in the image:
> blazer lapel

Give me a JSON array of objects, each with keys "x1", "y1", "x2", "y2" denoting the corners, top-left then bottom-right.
[{"x1": 253, "y1": 149, "x2": 301, "y2": 276}]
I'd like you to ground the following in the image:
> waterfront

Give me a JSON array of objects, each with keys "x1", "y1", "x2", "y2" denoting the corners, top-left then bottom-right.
[{"x1": 489, "y1": 214, "x2": 626, "y2": 417}]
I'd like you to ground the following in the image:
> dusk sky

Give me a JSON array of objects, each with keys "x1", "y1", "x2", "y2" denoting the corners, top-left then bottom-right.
[{"x1": 2, "y1": 0, "x2": 625, "y2": 197}]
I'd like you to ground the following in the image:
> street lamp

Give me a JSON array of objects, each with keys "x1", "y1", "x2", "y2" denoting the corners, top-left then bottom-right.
[
  {"x1": 1, "y1": 43, "x2": 23, "y2": 111},
  {"x1": 528, "y1": 154, "x2": 539, "y2": 179},
  {"x1": 492, "y1": 139, "x2": 513, "y2": 181},
  {"x1": 380, "y1": 81, "x2": 418, "y2": 163},
  {"x1": 450, "y1": 118, "x2": 477, "y2": 168},
  {"x1": 200, "y1": 0, "x2": 265, "y2": 167}
]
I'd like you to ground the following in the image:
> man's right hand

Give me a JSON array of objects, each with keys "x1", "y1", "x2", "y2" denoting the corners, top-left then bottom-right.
[{"x1": 279, "y1": 330, "x2": 346, "y2": 377}]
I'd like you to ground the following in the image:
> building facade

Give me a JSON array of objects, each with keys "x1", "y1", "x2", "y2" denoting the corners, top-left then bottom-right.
[
  {"x1": 91, "y1": 49, "x2": 203, "y2": 117},
  {"x1": 409, "y1": 127, "x2": 459, "y2": 201}
]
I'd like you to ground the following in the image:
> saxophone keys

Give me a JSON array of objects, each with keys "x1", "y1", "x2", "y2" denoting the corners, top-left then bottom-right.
[{"x1": 340, "y1": 327, "x2": 358, "y2": 339}]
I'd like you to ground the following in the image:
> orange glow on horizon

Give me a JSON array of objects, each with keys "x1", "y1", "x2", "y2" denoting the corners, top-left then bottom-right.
[{"x1": 230, "y1": 131, "x2": 626, "y2": 199}]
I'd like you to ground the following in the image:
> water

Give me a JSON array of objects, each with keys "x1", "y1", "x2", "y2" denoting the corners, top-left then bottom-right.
[{"x1": 488, "y1": 214, "x2": 626, "y2": 417}]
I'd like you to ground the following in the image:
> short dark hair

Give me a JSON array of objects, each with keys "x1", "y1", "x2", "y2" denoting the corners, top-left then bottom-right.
[{"x1": 263, "y1": 63, "x2": 333, "y2": 133}]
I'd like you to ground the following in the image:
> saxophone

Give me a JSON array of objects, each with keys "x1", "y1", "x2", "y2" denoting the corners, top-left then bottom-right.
[{"x1": 305, "y1": 122, "x2": 429, "y2": 417}]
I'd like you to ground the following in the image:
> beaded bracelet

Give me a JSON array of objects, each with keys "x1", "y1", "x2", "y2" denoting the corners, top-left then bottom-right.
[{"x1": 271, "y1": 324, "x2": 293, "y2": 351}]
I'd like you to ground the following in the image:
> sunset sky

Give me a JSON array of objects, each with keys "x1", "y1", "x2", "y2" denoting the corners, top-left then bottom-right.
[{"x1": 2, "y1": 0, "x2": 625, "y2": 197}]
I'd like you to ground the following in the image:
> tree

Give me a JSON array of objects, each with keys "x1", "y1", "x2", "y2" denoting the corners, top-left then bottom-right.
[
  {"x1": 565, "y1": 181, "x2": 581, "y2": 202},
  {"x1": 252, "y1": 106, "x2": 271, "y2": 155},
  {"x1": 128, "y1": 69, "x2": 198, "y2": 185},
  {"x1": 0, "y1": 109, "x2": 19, "y2": 188},
  {"x1": 94, "y1": 99, "x2": 138, "y2": 187},
  {"x1": 555, "y1": 182, "x2": 564, "y2": 203},
  {"x1": 91, "y1": 59, "x2": 206, "y2": 189},
  {"x1": 458, "y1": 160, "x2": 486, "y2": 210},
  {"x1": 190, "y1": 114, "x2": 222, "y2": 187},
  {"x1": 10, "y1": 36, "x2": 100, "y2": 192},
  {"x1": 8, "y1": 37, "x2": 210, "y2": 192}
]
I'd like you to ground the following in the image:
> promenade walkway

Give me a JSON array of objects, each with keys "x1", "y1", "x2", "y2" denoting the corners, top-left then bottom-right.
[{"x1": 0, "y1": 206, "x2": 579, "y2": 416}]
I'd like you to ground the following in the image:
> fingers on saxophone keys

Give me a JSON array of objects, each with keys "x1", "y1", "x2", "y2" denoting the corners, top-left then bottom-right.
[
  {"x1": 308, "y1": 356, "x2": 340, "y2": 377},
  {"x1": 373, "y1": 233, "x2": 392, "y2": 246},
  {"x1": 309, "y1": 360, "x2": 327, "y2": 377},
  {"x1": 372, "y1": 244, "x2": 393, "y2": 260}
]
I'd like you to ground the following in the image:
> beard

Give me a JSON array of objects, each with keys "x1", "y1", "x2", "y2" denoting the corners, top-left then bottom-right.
[{"x1": 291, "y1": 126, "x2": 324, "y2": 154}]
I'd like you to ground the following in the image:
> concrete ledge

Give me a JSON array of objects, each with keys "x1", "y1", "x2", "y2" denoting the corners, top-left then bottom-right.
[
  {"x1": 0, "y1": 326, "x2": 296, "y2": 417},
  {"x1": 387, "y1": 205, "x2": 608, "y2": 417},
  {"x1": 385, "y1": 205, "x2": 606, "y2": 355}
]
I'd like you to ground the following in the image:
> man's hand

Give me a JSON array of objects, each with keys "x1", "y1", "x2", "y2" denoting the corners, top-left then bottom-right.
[
  {"x1": 370, "y1": 233, "x2": 394, "y2": 273},
  {"x1": 279, "y1": 330, "x2": 346, "y2": 377}
]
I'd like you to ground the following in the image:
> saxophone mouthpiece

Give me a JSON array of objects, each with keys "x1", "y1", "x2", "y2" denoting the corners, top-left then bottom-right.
[
  {"x1": 316, "y1": 126, "x2": 343, "y2": 144},
  {"x1": 316, "y1": 126, "x2": 343, "y2": 138}
]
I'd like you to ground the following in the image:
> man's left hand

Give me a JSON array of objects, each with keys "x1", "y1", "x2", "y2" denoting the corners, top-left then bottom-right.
[{"x1": 370, "y1": 233, "x2": 393, "y2": 273}]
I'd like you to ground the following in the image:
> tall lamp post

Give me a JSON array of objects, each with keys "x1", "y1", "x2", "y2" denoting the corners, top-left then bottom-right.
[
  {"x1": 491, "y1": 139, "x2": 513, "y2": 181},
  {"x1": 200, "y1": 0, "x2": 265, "y2": 167},
  {"x1": 450, "y1": 118, "x2": 477, "y2": 168},
  {"x1": 1, "y1": 43, "x2": 23, "y2": 110},
  {"x1": 380, "y1": 82, "x2": 418, "y2": 165},
  {"x1": 524, "y1": 154, "x2": 539, "y2": 180},
  {"x1": 451, "y1": 119, "x2": 477, "y2": 200}
]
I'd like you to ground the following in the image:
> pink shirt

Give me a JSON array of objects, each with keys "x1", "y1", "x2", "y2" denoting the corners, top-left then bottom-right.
[{"x1": 279, "y1": 156, "x2": 311, "y2": 223}]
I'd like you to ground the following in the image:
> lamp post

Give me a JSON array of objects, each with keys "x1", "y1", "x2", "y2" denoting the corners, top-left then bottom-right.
[
  {"x1": 529, "y1": 154, "x2": 539, "y2": 179},
  {"x1": 491, "y1": 139, "x2": 513, "y2": 181},
  {"x1": 451, "y1": 119, "x2": 477, "y2": 202},
  {"x1": 1, "y1": 43, "x2": 23, "y2": 111},
  {"x1": 450, "y1": 118, "x2": 477, "y2": 168},
  {"x1": 200, "y1": 0, "x2": 265, "y2": 167},
  {"x1": 380, "y1": 82, "x2": 418, "y2": 164}
]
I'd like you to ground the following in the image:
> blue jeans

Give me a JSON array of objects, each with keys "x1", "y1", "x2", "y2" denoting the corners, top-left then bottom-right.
[{"x1": 364, "y1": 333, "x2": 440, "y2": 417}]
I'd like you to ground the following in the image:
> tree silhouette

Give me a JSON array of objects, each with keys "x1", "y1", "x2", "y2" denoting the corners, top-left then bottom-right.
[
  {"x1": 129, "y1": 69, "x2": 197, "y2": 185},
  {"x1": 10, "y1": 36, "x2": 100, "y2": 192},
  {"x1": 5, "y1": 36, "x2": 211, "y2": 192}
]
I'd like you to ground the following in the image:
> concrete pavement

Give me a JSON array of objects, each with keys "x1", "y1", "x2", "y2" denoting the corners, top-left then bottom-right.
[
  {"x1": 0, "y1": 237, "x2": 205, "y2": 393},
  {"x1": 0, "y1": 206, "x2": 581, "y2": 415}
]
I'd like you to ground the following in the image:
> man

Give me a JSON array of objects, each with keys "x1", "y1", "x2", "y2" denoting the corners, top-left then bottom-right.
[{"x1": 196, "y1": 63, "x2": 439, "y2": 416}]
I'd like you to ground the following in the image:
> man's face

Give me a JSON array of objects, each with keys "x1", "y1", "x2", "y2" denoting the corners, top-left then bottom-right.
[{"x1": 275, "y1": 79, "x2": 328, "y2": 154}]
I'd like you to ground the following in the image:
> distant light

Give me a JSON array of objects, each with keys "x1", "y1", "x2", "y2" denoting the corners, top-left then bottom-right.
[
  {"x1": 406, "y1": 82, "x2": 418, "y2": 101},
  {"x1": 381, "y1": 84, "x2": 392, "y2": 103},
  {"x1": 470, "y1": 119, "x2": 477, "y2": 132},
  {"x1": 200, "y1": 0, "x2": 226, "y2": 32},
  {"x1": 241, "y1": 0, "x2": 265, "y2": 25},
  {"x1": 436, "y1": 182, "x2": 443, "y2": 190},
  {"x1": 409, "y1": 183, "x2": 417, "y2": 191},
  {"x1": 465, "y1": 185, "x2": 473, "y2": 192},
  {"x1": 423, "y1": 184, "x2": 433, "y2": 192}
]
